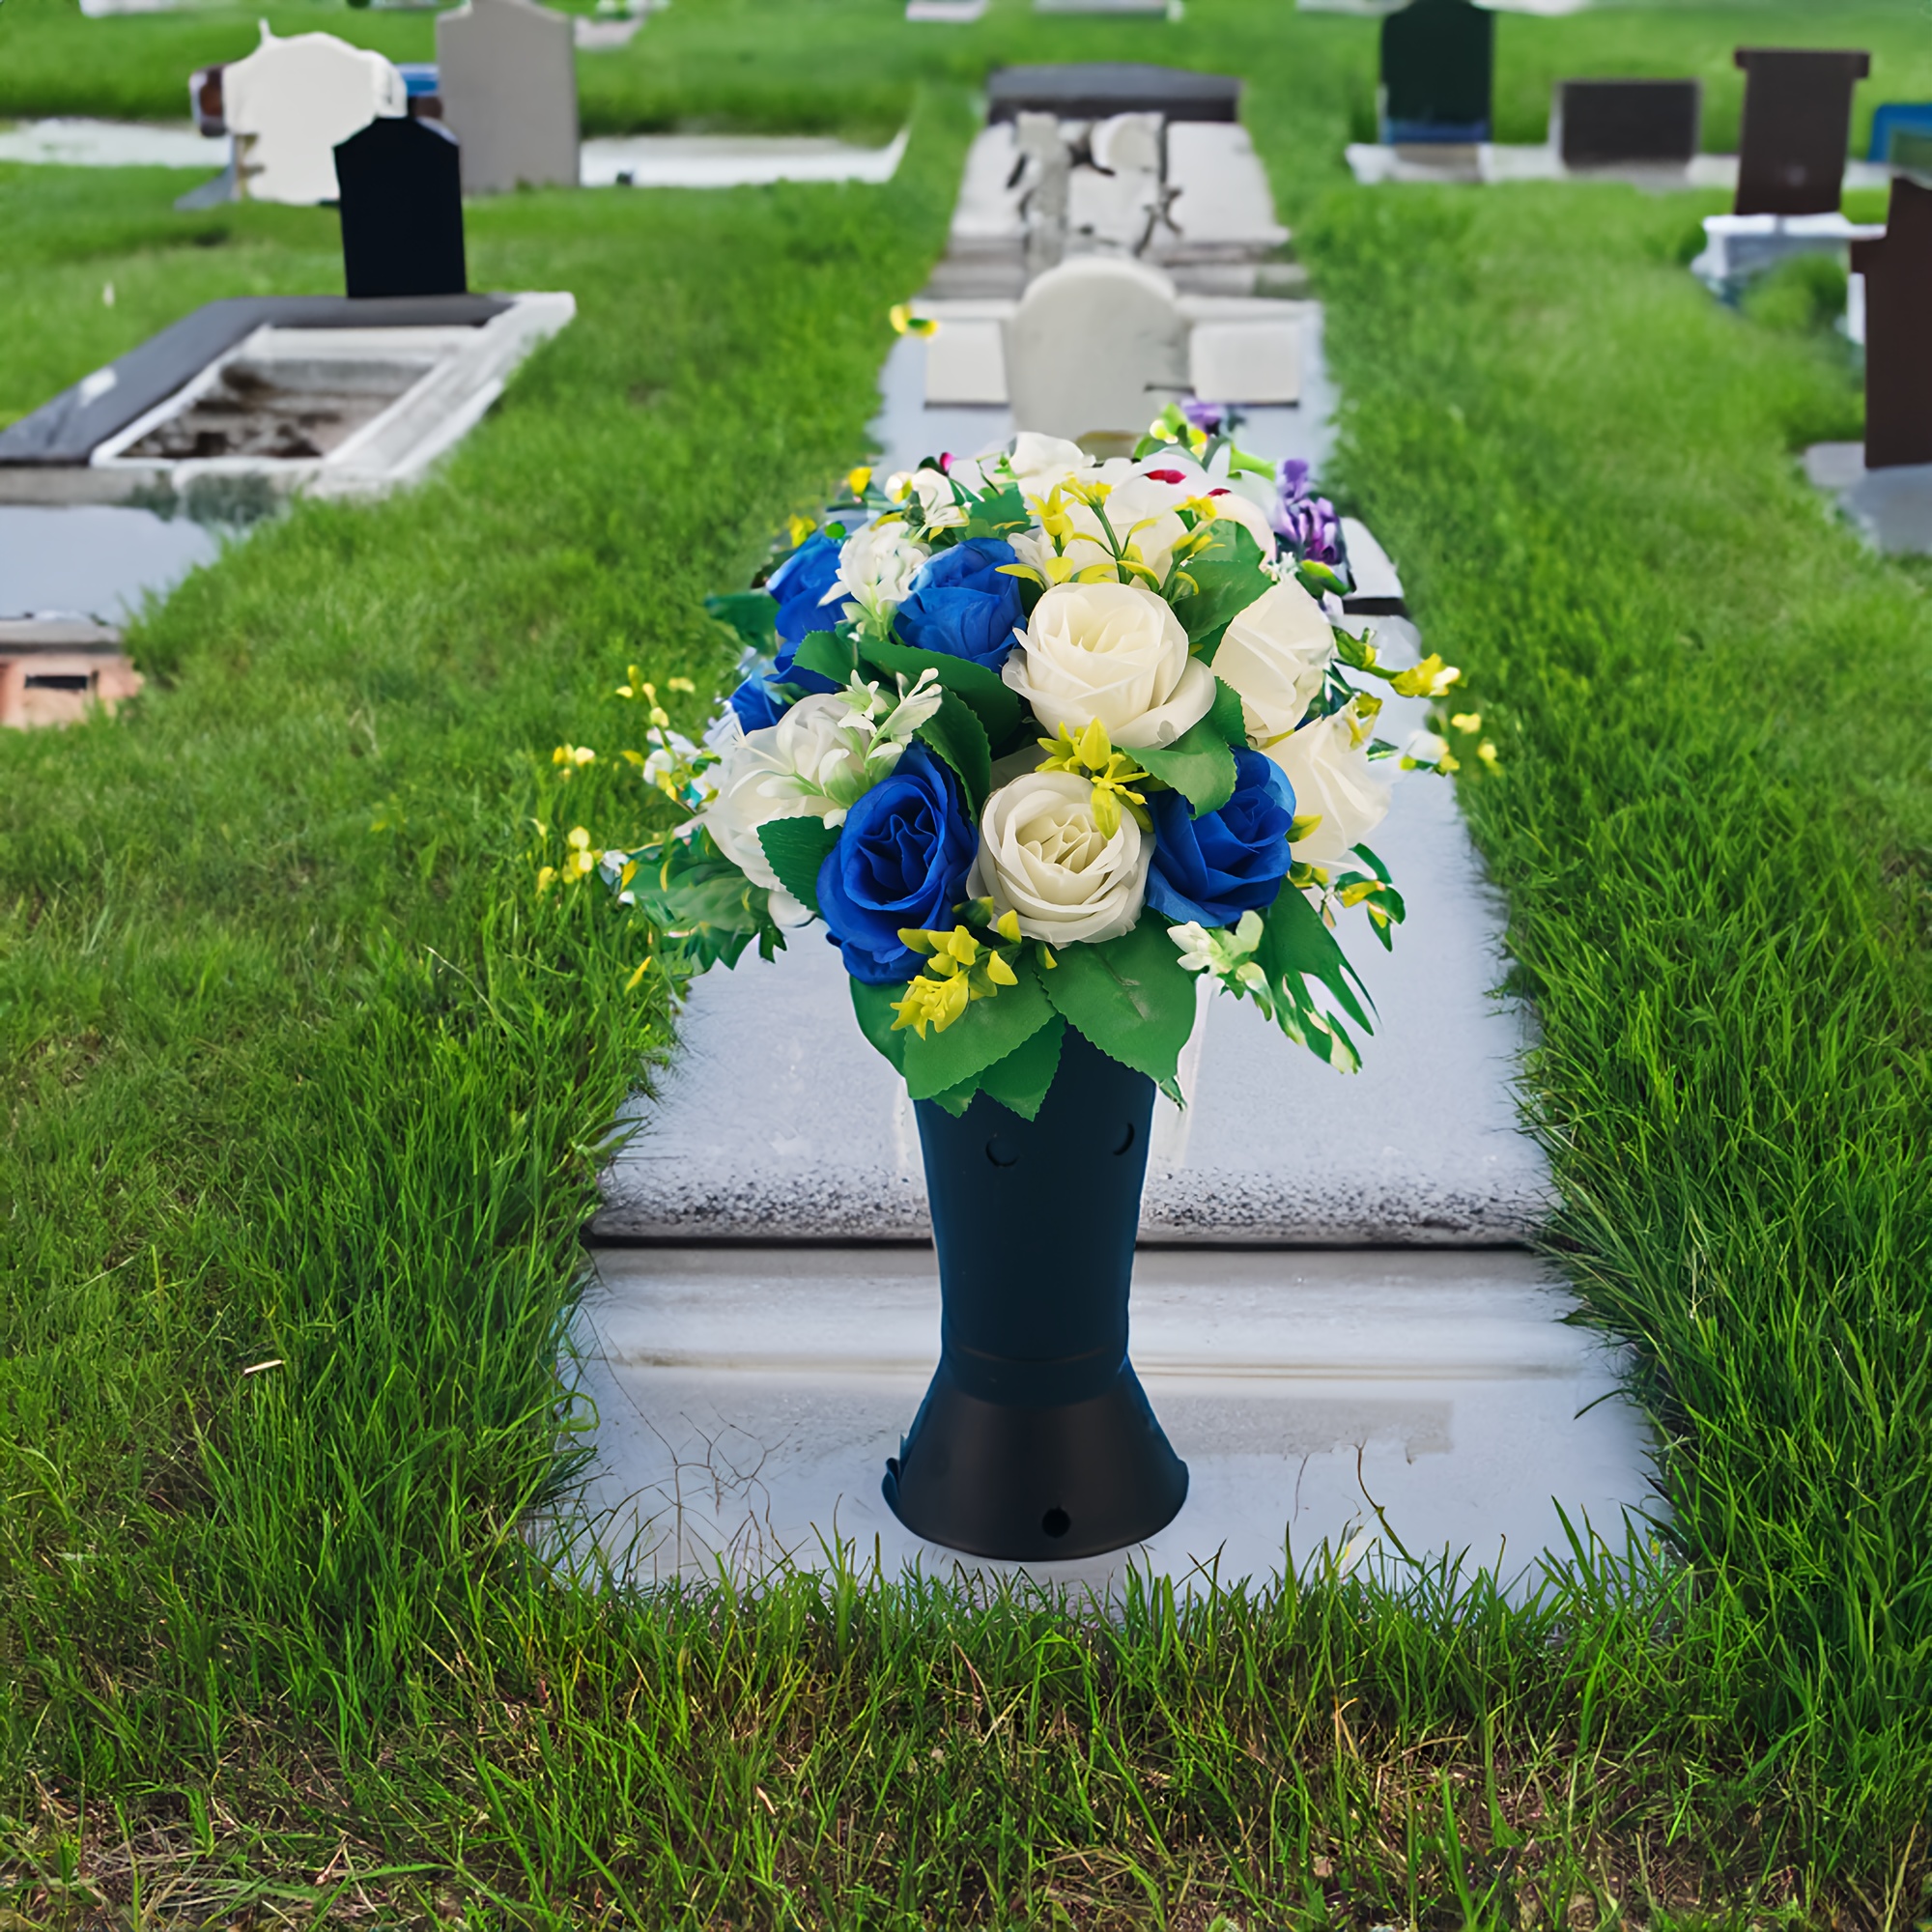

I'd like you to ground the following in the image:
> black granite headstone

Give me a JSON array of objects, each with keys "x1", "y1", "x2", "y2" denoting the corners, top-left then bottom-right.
[
  {"x1": 1851, "y1": 177, "x2": 1932, "y2": 469},
  {"x1": 1380, "y1": 0, "x2": 1493, "y2": 145},
  {"x1": 987, "y1": 65, "x2": 1240, "y2": 125},
  {"x1": 1734, "y1": 46, "x2": 1870, "y2": 216},
  {"x1": 1555, "y1": 79, "x2": 1701, "y2": 168},
  {"x1": 334, "y1": 115, "x2": 467, "y2": 301}
]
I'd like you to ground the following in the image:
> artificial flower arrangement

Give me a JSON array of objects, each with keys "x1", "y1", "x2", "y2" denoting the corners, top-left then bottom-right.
[{"x1": 607, "y1": 408, "x2": 1464, "y2": 1122}]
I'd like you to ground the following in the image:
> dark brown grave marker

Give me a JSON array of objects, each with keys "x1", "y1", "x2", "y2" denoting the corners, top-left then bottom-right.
[
  {"x1": 1380, "y1": 0, "x2": 1493, "y2": 145},
  {"x1": 334, "y1": 115, "x2": 467, "y2": 301},
  {"x1": 1734, "y1": 46, "x2": 1870, "y2": 216},
  {"x1": 1851, "y1": 176, "x2": 1932, "y2": 469},
  {"x1": 1554, "y1": 79, "x2": 1700, "y2": 169}
]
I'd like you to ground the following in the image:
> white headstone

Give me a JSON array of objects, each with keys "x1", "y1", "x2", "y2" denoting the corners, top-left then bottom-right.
[
  {"x1": 1003, "y1": 255, "x2": 1187, "y2": 440},
  {"x1": 436, "y1": 0, "x2": 580, "y2": 195},
  {"x1": 222, "y1": 27, "x2": 405, "y2": 207}
]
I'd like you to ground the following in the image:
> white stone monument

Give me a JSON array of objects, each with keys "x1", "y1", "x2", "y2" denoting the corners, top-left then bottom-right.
[
  {"x1": 1003, "y1": 255, "x2": 1188, "y2": 441},
  {"x1": 437, "y1": 0, "x2": 580, "y2": 196},
  {"x1": 222, "y1": 27, "x2": 406, "y2": 207}
]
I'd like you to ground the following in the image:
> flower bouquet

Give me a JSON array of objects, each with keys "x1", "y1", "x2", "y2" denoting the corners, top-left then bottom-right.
[{"x1": 612, "y1": 412, "x2": 1462, "y2": 1561}]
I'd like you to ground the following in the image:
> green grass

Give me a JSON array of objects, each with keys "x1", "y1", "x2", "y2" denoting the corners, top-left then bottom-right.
[
  {"x1": 14, "y1": 0, "x2": 1932, "y2": 145},
  {"x1": 3, "y1": 0, "x2": 1932, "y2": 1921}
]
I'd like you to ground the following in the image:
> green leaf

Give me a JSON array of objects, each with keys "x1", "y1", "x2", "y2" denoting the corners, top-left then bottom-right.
[
  {"x1": 633, "y1": 827, "x2": 780, "y2": 971},
  {"x1": 866, "y1": 633, "x2": 1023, "y2": 743},
  {"x1": 1169, "y1": 522, "x2": 1270, "y2": 651},
  {"x1": 1135, "y1": 715, "x2": 1237, "y2": 816},
  {"x1": 1041, "y1": 920, "x2": 1197, "y2": 1101},
  {"x1": 1256, "y1": 884, "x2": 1375, "y2": 1036},
  {"x1": 790, "y1": 628, "x2": 860, "y2": 686},
  {"x1": 973, "y1": 1013, "x2": 1065, "y2": 1121},
  {"x1": 849, "y1": 978, "x2": 909, "y2": 1074},
  {"x1": 756, "y1": 817, "x2": 840, "y2": 915},
  {"x1": 703, "y1": 590, "x2": 776, "y2": 652},
  {"x1": 913, "y1": 695, "x2": 992, "y2": 811},
  {"x1": 1208, "y1": 674, "x2": 1250, "y2": 749},
  {"x1": 962, "y1": 483, "x2": 1034, "y2": 541},
  {"x1": 898, "y1": 954, "x2": 1054, "y2": 1100}
]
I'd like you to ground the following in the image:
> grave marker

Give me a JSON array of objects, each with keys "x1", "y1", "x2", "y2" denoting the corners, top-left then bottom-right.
[
  {"x1": 222, "y1": 27, "x2": 408, "y2": 206},
  {"x1": 1379, "y1": 0, "x2": 1493, "y2": 145},
  {"x1": 1868, "y1": 102, "x2": 1932, "y2": 163},
  {"x1": 987, "y1": 64, "x2": 1239, "y2": 124},
  {"x1": 436, "y1": 0, "x2": 580, "y2": 195},
  {"x1": 1003, "y1": 255, "x2": 1187, "y2": 443},
  {"x1": 1733, "y1": 46, "x2": 1869, "y2": 216},
  {"x1": 1553, "y1": 78, "x2": 1700, "y2": 169},
  {"x1": 335, "y1": 115, "x2": 467, "y2": 299},
  {"x1": 1850, "y1": 176, "x2": 1932, "y2": 469}
]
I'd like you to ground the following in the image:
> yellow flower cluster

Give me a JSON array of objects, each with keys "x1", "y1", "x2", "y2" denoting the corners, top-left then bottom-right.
[
  {"x1": 889, "y1": 916, "x2": 1024, "y2": 1037},
  {"x1": 1035, "y1": 720, "x2": 1152, "y2": 836}
]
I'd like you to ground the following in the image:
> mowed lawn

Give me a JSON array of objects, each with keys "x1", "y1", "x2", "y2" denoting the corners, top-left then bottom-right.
[{"x1": 2, "y1": 0, "x2": 1931, "y2": 1922}]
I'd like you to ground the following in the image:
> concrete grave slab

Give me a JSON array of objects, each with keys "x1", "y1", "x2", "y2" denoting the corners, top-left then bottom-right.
[
  {"x1": 574, "y1": 14, "x2": 645, "y2": 47},
  {"x1": 0, "y1": 507, "x2": 220, "y2": 623},
  {"x1": 595, "y1": 609, "x2": 1544, "y2": 1248},
  {"x1": 987, "y1": 66, "x2": 1239, "y2": 124},
  {"x1": 906, "y1": 0, "x2": 987, "y2": 17},
  {"x1": 1690, "y1": 211, "x2": 1882, "y2": 298},
  {"x1": 0, "y1": 118, "x2": 216, "y2": 169},
  {"x1": 1804, "y1": 441, "x2": 1932, "y2": 554},
  {"x1": 581, "y1": 128, "x2": 908, "y2": 189},
  {"x1": 437, "y1": 0, "x2": 579, "y2": 194},
  {"x1": 556, "y1": 1248, "x2": 1655, "y2": 1595}
]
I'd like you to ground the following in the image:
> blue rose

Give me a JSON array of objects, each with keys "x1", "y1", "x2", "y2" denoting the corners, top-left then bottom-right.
[
  {"x1": 766, "y1": 531, "x2": 844, "y2": 695},
  {"x1": 1144, "y1": 747, "x2": 1295, "y2": 929},
  {"x1": 892, "y1": 538, "x2": 1026, "y2": 671},
  {"x1": 727, "y1": 672, "x2": 791, "y2": 731},
  {"x1": 817, "y1": 744, "x2": 978, "y2": 984}
]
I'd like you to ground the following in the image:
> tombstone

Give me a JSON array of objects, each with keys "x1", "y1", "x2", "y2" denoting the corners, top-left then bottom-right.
[
  {"x1": 1849, "y1": 177, "x2": 1932, "y2": 469},
  {"x1": 1004, "y1": 256, "x2": 1187, "y2": 442},
  {"x1": 436, "y1": 0, "x2": 579, "y2": 196},
  {"x1": 1733, "y1": 47, "x2": 1870, "y2": 217},
  {"x1": 987, "y1": 65, "x2": 1239, "y2": 125},
  {"x1": 1553, "y1": 78, "x2": 1700, "y2": 169},
  {"x1": 222, "y1": 27, "x2": 408, "y2": 206},
  {"x1": 1379, "y1": 0, "x2": 1493, "y2": 145},
  {"x1": 335, "y1": 115, "x2": 467, "y2": 300},
  {"x1": 398, "y1": 64, "x2": 444, "y2": 122},
  {"x1": 187, "y1": 62, "x2": 226, "y2": 137}
]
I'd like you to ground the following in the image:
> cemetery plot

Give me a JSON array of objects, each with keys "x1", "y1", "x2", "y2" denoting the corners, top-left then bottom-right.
[
  {"x1": 0, "y1": 296, "x2": 574, "y2": 506},
  {"x1": 582, "y1": 82, "x2": 1651, "y2": 1592},
  {"x1": 0, "y1": 618, "x2": 142, "y2": 729}
]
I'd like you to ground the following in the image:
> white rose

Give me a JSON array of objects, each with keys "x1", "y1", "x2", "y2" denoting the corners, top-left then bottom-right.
[
  {"x1": 1003, "y1": 580, "x2": 1214, "y2": 750},
  {"x1": 1212, "y1": 579, "x2": 1336, "y2": 749},
  {"x1": 1266, "y1": 701, "x2": 1391, "y2": 864},
  {"x1": 833, "y1": 520, "x2": 929, "y2": 633},
  {"x1": 968, "y1": 770, "x2": 1150, "y2": 944},
  {"x1": 1005, "y1": 432, "x2": 1096, "y2": 500},
  {"x1": 699, "y1": 695, "x2": 869, "y2": 888}
]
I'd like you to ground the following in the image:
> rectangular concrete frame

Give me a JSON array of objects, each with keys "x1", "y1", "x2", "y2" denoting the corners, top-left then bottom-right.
[
  {"x1": 558, "y1": 1247, "x2": 1658, "y2": 1597},
  {"x1": 3, "y1": 295, "x2": 573, "y2": 505}
]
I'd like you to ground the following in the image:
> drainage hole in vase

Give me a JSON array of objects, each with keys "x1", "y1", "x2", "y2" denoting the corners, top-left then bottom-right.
[
  {"x1": 1113, "y1": 1122, "x2": 1136, "y2": 1156},
  {"x1": 985, "y1": 1135, "x2": 1019, "y2": 1168},
  {"x1": 1041, "y1": 1507, "x2": 1070, "y2": 1539}
]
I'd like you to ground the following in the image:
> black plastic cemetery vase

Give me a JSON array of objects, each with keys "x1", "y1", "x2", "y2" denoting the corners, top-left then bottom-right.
[{"x1": 883, "y1": 1026, "x2": 1188, "y2": 1560}]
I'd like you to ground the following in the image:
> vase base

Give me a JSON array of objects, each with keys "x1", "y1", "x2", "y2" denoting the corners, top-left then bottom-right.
[{"x1": 882, "y1": 1359, "x2": 1188, "y2": 1561}]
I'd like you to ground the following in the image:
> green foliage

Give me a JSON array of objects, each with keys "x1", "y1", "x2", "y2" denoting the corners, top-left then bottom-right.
[
  {"x1": 865, "y1": 631, "x2": 1024, "y2": 743},
  {"x1": 1741, "y1": 250, "x2": 1852, "y2": 338},
  {"x1": 703, "y1": 587, "x2": 778, "y2": 652},
  {"x1": 911, "y1": 688, "x2": 992, "y2": 809},
  {"x1": 1169, "y1": 519, "x2": 1272, "y2": 649},
  {"x1": 755, "y1": 816, "x2": 839, "y2": 914},
  {"x1": 1041, "y1": 921, "x2": 1199, "y2": 1102},
  {"x1": 896, "y1": 952, "x2": 1054, "y2": 1100},
  {"x1": 959, "y1": 1010, "x2": 1066, "y2": 1121},
  {"x1": 848, "y1": 975, "x2": 909, "y2": 1073},
  {"x1": 1134, "y1": 713, "x2": 1238, "y2": 815}
]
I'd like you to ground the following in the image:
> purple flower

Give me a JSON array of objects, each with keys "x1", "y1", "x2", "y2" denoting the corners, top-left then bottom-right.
[
  {"x1": 1181, "y1": 398, "x2": 1229, "y2": 436},
  {"x1": 1268, "y1": 458, "x2": 1345, "y2": 568}
]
